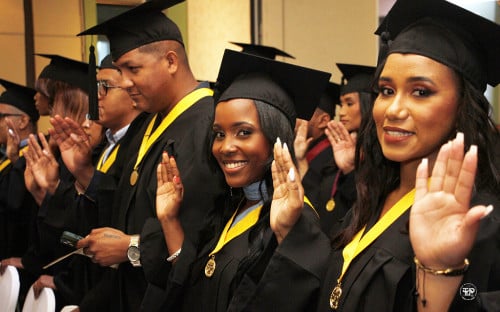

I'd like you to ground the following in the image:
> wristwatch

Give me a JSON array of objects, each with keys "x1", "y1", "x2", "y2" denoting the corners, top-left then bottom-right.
[{"x1": 127, "y1": 235, "x2": 141, "y2": 267}]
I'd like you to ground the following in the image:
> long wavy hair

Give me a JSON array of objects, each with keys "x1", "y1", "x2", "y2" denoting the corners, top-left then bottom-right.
[
  {"x1": 51, "y1": 82, "x2": 88, "y2": 124},
  {"x1": 334, "y1": 59, "x2": 500, "y2": 248}
]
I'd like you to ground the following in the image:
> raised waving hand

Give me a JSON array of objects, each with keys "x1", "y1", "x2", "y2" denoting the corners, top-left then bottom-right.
[{"x1": 271, "y1": 138, "x2": 305, "y2": 244}]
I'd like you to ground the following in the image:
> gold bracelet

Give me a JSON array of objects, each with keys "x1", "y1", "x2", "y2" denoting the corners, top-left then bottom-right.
[{"x1": 414, "y1": 257, "x2": 469, "y2": 276}]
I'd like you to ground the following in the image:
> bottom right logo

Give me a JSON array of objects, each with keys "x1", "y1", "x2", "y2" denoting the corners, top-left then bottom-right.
[{"x1": 459, "y1": 283, "x2": 477, "y2": 301}]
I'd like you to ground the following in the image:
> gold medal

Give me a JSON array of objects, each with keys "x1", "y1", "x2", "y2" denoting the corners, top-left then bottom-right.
[
  {"x1": 130, "y1": 170, "x2": 139, "y2": 186},
  {"x1": 329, "y1": 281, "x2": 342, "y2": 310},
  {"x1": 205, "y1": 255, "x2": 216, "y2": 277},
  {"x1": 326, "y1": 198, "x2": 336, "y2": 211}
]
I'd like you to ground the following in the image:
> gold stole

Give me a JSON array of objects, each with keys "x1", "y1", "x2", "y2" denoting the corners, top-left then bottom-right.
[
  {"x1": 129, "y1": 88, "x2": 213, "y2": 185},
  {"x1": 0, "y1": 146, "x2": 29, "y2": 172},
  {"x1": 96, "y1": 144, "x2": 120, "y2": 173},
  {"x1": 329, "y1": 189, "x2": 415, "y2": 310},
  {"x1": 205, "y1": 203, "x2": 263, "y2": 277}
]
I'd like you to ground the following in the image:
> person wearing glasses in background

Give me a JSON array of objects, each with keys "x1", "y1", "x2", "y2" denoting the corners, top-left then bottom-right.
[
  {"x1": 0, "y1": 79, "x2": 40, "y2": 305},
  {"x1": 27, "y1": 54, "x2": 147, "y2": 308},
  {"x1": 8, "y1": 54, "x2": 100, "y2": 310}
]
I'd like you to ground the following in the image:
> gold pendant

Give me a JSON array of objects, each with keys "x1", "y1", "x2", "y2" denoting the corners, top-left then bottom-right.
[
  {"x1": 329, "y1": 281, "x2": 342, "y2": 310},
  {"x1": 326, "y1": 198, "x2": 336, "y2": 212},
  {"x1": 130, "y1": 170, "x2": 139, "y2": 186},
  {"x1": 205, "y1": 255, "x2": 216, "y2": 277}
]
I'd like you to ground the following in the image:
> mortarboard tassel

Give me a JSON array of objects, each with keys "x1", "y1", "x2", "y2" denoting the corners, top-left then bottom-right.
[{"x1": 88, "y1": 45, "x2": 99, "y2": 120}]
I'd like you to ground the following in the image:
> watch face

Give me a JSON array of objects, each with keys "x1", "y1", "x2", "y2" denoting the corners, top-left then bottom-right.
[{"x1": 127, "y1": 246, "x2": 140, "y2": 261}]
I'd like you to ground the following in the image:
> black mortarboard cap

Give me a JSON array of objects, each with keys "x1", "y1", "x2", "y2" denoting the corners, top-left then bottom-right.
[
  {"x1": 336, "y1": 63, "x2": 376, "y2": 95},
  {"x1": 36, "y1": 54, "x2": 89, "y2": 93},
  {"x1": 99, "y1": 54, "x2": 118, "y2": 70},
  {"x1": 215, "y1": 49, "x2": 331, "y2": 127},
  {"x1": 0, "y1": 79, "x2": 39, "y2": 122},
  {"x1": 317, "y1": 82, "x2": 340, "y2": 118},
  {"x1": 375, "y1": 0, "x2": 500, "y2": 92},
  {"x1": 78, "y1": 0, "x2": 185, "y2": 61},
  {"x1": 229, "y1": 42, "x2": 295, "y2": 60}
]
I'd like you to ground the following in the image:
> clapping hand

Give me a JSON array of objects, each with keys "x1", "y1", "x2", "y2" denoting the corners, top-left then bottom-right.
[
  {"x1": 25, "y1": 133, "x2": 60, "y2": 194},
  {"x1": 49, "y1": 115, "x2": 94, "y2": 189},
  {"x1": 5, "y1": 118, "x2": 20, "y2": 163}
]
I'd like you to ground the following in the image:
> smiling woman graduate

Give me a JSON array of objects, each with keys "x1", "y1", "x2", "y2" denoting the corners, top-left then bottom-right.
[
  {"x1": 228, "y1": 0, "x2": 500, "y2": 311},
  {"x1": 155, "y1": 49, "x2": 332, "y2": 311}
]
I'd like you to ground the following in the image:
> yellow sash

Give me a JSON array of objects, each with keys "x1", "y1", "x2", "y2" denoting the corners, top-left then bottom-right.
[
  {"x1": 340, "y1": 188, "x2": 415, "y2": 282},
  {"x1": 209, "y1": 204, "x2": 264, "y2": 256},
  {"x1": 132, "y1": 88, "x2": 213, "y2": 173},
  {"x1": 209, "y1": 196, "x2": 315, "y2": 256},
  {"x1": 0, "y1": 146, "x2": 29, "y2": 172},
  {"x1": 96, "y1": 144, "x2": 120, "y2": 173}
]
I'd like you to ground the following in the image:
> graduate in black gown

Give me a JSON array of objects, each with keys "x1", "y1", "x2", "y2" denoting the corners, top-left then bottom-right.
[
  {"x1": 0, "y1": 80, "x2": 40, "y2": 305},
  {"x1": 295, "y1": 83, "x2": 341, "y2": 225},
  {"x1": 155, "y1": 49, "x2": 332, "y2": 311},
  {"x1": 31, "y1": 54, "x2": 146, "y2": 308},
  {"x1": 65, "y1": 1, "x2": 226, "y2": 310},
  {"x1": 20, "y1": 54, "x2": 101, "y2": 310},
  {"x1": 259, "y1": 0, "x2": 500, "y2": 310}
]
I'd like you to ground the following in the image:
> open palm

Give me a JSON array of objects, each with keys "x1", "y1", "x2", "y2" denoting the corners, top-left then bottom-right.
[
  {"x1": 270, "y1": 138, "x2": 304, "y2": 243},
  {"x1": 325, "y1": 120, "x2": 356, "y2": 173},
  {"x1": 410, "y1": 133, "x2": 490, "y2": 269},
  {"x1": 156, "y1": 152, "x2": 184, "y2": 221}
]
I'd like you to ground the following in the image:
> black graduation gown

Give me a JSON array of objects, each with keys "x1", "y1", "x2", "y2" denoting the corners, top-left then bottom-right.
[
  {"x1": 0, "y1": 154, "x2": 38, "y2": 259},
  {"x1": 302, "y1": 136, "x2": 356, "y2": 236},
  {"x1": 161, "y1": 203, "x2": 330, "y2": 312},
  {"x1": 89, "y1": 93, "x2": 224, "y2": 311},
  {"x1": 0, "y1": 153, "x2": 39, "y2": 305},
  {"x1": 314, "y1": 189, "x2": 500, "y2": 311},
  {"x1": 37, "y1": 113, "x2": 149, "y2": 308}
]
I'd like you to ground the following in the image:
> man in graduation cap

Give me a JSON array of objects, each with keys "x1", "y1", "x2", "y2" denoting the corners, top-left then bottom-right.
[
  {"x1": 0, "y1": 79, "x2": 40, "y2": 303},
  {"x1": 294, "y1": 81, "x2": 357, "y2": 235},
  {"x1": 68, "y1": 0, "x2": 225, "y2": 310}
]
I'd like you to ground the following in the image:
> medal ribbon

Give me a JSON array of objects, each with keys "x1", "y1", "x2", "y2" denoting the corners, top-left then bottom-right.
[
  {"x1": 306, "y1": 138, "x2": 330, "y2": 163},
  {"x1": 96, "y1": 144, "x2": 120, "y2": 173},
  {"x1": 339, "y1": 188, "x2": 415, "y2": 284},
  {"x1": 0, "y1": 146, "x2": 29, "y2": 172},
  {"x1": 329, "y1": 170, "x2": 342, "y2": 199},
  {"x1": 132, "y1": 87, "x2": 213, "y2": 172},
  {"x1": 209, "y1": 204, "x2": 264, "y2": 257},
  {"x1": 209, "y1": 196, "x2": 315, "y2": 257}
]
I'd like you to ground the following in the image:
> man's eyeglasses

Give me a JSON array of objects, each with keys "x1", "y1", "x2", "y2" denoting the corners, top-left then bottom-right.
[
  {"x1": 97, "y1": 80, "x2": 121, "y2": 97},
  {"x1": 0, "y1": 113, "x2": 22, "y2": 119}
]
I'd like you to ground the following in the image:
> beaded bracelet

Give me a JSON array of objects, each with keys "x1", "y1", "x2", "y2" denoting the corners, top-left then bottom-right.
[{"x1": 414, "y1": 257, "x2": 469, "y2": 276}]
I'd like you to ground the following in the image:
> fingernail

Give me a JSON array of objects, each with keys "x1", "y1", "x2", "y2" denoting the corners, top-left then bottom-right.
[
  {"x1": 173, "y1": 176, "x2": 180, "y2": 183},
  {"x1": 283, "y1": 142, "x2": 289, "y2": 151},
  {"x1": 456, "y1": 132, "x2": 464, "y2": 141},
  {"x1": 288, "y1": 167, "x2": 295, "y2": 182},
  {"x1": 8, "y1": 129, "x2": 14, "y2": 136},
  {"x1": 276, "y1": 137, "x2": 281, "y2": 145},
  {"x1": 482, "y1": 205, "x2": 493, "y2": 219},
  {"x1": 421, "y1": 158, "x2": 428, "y2": 166},
  {"x1": 469, "y1": 145, "x2": 477, "y2": 155}
]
